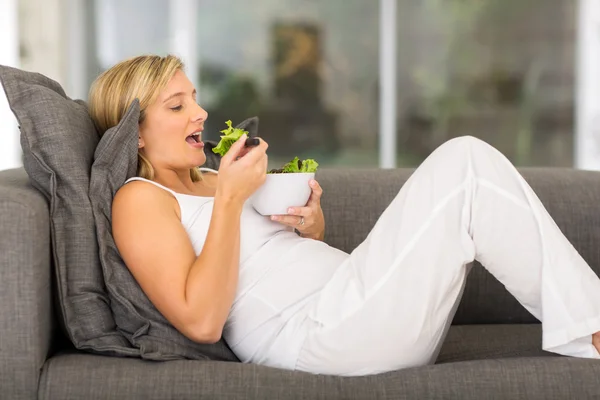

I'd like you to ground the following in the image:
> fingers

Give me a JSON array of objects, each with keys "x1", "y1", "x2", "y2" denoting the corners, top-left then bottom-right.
[
  {"x1": 221, "y1": 133, "x2": 248, "y2": 165},
  {"x1": 240, "y1": 138, "x2": 268, "y2": 164},
  {"x1": 227, "y1": 137, "x2": 268, "y2": 169},
  {"x1": 254, "y1": 151, "x2": 268, "y2": 184},
  {"x1": 270, "y1": 214, "x2": 305, "y2": 226},
  {"x1": 271, "y1": 206, "x2": 312, "y2": 224},
  {"x1": 260, "y1": 151, "x2": 269, "y2": 176},
  {"x1": 286, "y1": 206, "x2": 311, "y2": 217},
  {"x1": 269, "y1": 181, "x2": 322, "y2": 226},
  {"x1": 307, "y1": 179, "x2": 323, "y2": 205},
  {"x1": 236, "y1": 146, "x2": 252, "y2": 159},
  {"x1": 241, "y1": 138, "x2": 268, "y2": 184},
  {"x1": 221, "y1": 136, "x2": 268, "y2": 171}
]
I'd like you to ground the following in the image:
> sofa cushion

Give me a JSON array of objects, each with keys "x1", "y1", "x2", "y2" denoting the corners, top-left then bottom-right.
[
  {"x1": 40, "y1": 350, "x2": 600, "y2": 399},
  {"x1": 89, "y1": 105, "x2": 259, "y2": 360},
  {"x1": 0, "y1": 65, "x2": 135, "y2": 356}
]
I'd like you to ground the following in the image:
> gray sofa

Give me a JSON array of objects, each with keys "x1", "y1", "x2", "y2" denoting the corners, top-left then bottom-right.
[{"x1": 2, "y1": 165, "x2": 600, "y2": 399}]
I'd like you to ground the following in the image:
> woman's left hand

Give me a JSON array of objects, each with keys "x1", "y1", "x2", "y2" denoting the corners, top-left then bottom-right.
[{"x1": 270, "y1": 179, "x2": 325, "y2": 241}]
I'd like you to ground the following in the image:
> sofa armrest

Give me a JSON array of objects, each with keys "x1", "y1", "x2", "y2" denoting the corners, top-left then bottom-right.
[{"x1": 0, "y1": 167, "x2": 54, "y2": 400}]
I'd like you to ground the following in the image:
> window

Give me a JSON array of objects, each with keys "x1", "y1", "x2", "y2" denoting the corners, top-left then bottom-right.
[
  {"x1": 195, "y1": 0, "x2": 380, "y2": 169},
  {"x1": 396, "y1": 0, "x2": 577, "y2": 167},
  {"x1": 88, "y1": 0, "x2": 579, "y2": 169}
]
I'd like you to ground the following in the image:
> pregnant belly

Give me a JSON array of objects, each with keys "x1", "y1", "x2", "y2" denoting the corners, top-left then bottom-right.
[{"x1": 235, "y1": 234, "x2": 349, "y2": 315}]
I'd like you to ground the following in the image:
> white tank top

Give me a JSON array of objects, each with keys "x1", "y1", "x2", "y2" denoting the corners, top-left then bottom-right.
[
  {"x1": 124, "y1": 167, "x2": 349, "y2": 367},
  {"x1": 125, "y1": 167, "x2": 289, "y2": 263}
]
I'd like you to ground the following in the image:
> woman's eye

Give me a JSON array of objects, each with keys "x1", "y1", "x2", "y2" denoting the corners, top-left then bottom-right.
[{"x1": 170, "y1": 105, "x2": 183, "y2": 111}]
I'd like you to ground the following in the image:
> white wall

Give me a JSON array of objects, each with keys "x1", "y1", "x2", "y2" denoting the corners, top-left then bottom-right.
[
  {"x1": 0, "y1": 0, "x2": 20, "y2": 171},
  {"x1": 19, "y1": 0, "x2": 65, "y2": 84},
  {"x1": 575, "y1": 0, "x2": 600, "y2": 170}
]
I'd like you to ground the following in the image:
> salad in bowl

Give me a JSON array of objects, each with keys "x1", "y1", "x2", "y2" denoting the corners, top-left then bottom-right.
[{"x1": 212, "y1": 120, "x2": 319, "y2": 215}]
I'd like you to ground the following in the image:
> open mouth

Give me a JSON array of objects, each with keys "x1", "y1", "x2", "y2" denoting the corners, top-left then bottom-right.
[{"x1": 185, "y1": 132, "x2": 202, "y2": 145}]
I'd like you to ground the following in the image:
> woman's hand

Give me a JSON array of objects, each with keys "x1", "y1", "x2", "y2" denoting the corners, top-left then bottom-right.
[
  {"x1": 270, "y1": 179, "x2": 325, "y2": 241},
  {"x1": 217, "y1": 134, "x2": 268, "y2": 205}
]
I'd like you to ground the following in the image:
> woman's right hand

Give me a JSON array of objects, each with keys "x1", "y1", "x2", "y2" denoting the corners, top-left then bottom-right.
[{"x1": 216, "y1": 134, "x2": 268, "y2": 205}]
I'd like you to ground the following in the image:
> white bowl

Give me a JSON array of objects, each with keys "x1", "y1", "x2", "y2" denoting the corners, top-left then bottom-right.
[{"x1": 250, "y1": 172, "x2": 315, "y2": 216}]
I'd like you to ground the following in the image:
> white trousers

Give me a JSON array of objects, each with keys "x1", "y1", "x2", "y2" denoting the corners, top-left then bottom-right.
[{"x1": 294, "y1": 136, "x2": 600, "y2": 376}]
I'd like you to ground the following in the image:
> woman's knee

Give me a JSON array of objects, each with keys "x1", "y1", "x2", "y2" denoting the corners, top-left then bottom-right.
[
  {"x1": 425, "y1": 136, "x2": 478, "y2": 166},
  {"x1": 436, "y1": 136, "x2": 500, "y2": 162},
  {"x1": 443, "y1": 135, "x2": 485, "y2": 151},
  {"x1": 420, "y1": 136, "x2": 507, "y2": 180}
]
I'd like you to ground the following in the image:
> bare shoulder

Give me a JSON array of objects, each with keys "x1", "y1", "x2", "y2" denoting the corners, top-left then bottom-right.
[
  {"x1": 112, "y1": 181, "x2": 184, "y2": 241},
  {"x1": 109, "y1": 180, "x2": 200, "y2": 341},
  {"x1": 111, "y1": 178, "x2": 191, "y2": 250},
  {"x1": 113, "y1": 180, "x2": 177, "y2": 216}
]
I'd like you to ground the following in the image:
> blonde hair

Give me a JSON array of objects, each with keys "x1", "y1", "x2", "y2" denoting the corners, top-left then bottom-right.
[{"x1": 88, "y1": 54, "x2": 202, "y2": 182}]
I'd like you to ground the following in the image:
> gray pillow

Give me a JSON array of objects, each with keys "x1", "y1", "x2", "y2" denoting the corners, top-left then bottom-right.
[
  {"x1": 0, "y1": 65, "x2": 135, "y2": 356},
  {"x1": 90, "y1": 101, "x2": 259, "y2": 360}
]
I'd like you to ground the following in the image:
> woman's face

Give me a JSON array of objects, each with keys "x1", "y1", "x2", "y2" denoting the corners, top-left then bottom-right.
[{"x1": 138, "y1": 69, "x2": 208, "y2": 173}]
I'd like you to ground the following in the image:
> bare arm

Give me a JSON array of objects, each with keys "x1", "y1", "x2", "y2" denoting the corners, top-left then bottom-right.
[
  {"x1": 112, "y1": 183, "x2": 244, "y2": 343},
  {"x1": 184, "y1": 189, "x2": 244, "y2": 340},
  {"x1": 113, "y1": 136, "x2": 268, "y2": 343}
]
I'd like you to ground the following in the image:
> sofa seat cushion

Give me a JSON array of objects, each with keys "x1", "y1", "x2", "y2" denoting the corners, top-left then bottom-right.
[
  {"x1": 40, "y1": 354, "x2": 600, "y2": 400},
  {"x1": 41, "y1": 325, "x2": 595, "y2": 400}
]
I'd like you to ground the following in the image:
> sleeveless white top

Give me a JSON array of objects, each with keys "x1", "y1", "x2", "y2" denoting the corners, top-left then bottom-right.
[{"x1": 124, "y1": 167, "x2": 349, "y2": 369}]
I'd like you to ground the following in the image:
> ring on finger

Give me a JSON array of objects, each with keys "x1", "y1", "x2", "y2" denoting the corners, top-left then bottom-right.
[{"x1": 299, "y1": 216, "x2": 305, "y2": 226}]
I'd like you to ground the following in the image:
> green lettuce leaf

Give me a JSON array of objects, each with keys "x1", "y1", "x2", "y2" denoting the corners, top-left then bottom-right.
[
  {"x1": 212, "y1": 120, "x2": 248, "y2": 156},
  {"x1": 281, "y1": 157, "x2": 301, "y2": 173},
  {"x1": 300, "y1": 159, "x2": 319, "y2": 172},
  {"x1": 278, "y1": 157, "x2": 319, "y2": 173}
]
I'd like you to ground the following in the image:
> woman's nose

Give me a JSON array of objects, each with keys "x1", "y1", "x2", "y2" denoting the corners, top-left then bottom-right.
[{"x1": 192, "y1": 103, "x2": 208, "y2": 122}]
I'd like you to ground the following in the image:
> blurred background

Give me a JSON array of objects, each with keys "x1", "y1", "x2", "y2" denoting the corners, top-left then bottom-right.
[{"x1": 1, "y1": 0, "x2": 600, "y2": 172}]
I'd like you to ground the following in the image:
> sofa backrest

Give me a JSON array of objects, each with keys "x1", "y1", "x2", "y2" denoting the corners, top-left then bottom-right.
[
  {"x1": 4, "y1": 166, "x2": 600, "y2": 331},
  {"x1": 317, "y1": 167, "x2": 600, "y2": 325}
]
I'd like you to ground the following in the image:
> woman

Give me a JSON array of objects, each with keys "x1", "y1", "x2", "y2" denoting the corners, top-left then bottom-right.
[{"x1": 89, "y1": 54, "x2": 600, "y2": 377}]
